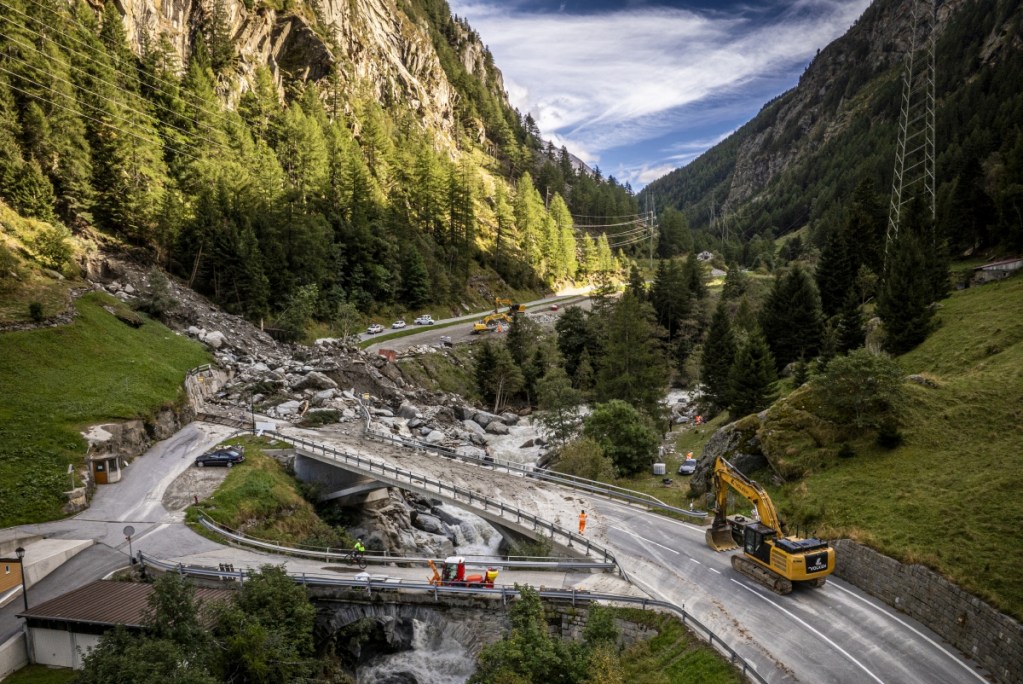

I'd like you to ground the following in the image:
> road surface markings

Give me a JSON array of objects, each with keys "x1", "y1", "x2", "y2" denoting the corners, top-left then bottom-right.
[
  {"x1": 709, "y1": 568, "x2": 721, "y2": 574},
  {"x1": 829, "y1": 582, "x2": 987, "y2": 683},
  {"x1": 609, "y1": 526, "x2": 679, "y2": 555},
  {"x1": 597, "y1": 498, "x2": 704, "y2": 532},
  {"x1": 690, "y1": 558, "x2": 702, "y2": 565},
  {"x1": 730, "y1": 579, "x2": 885, "y2": 684},
  {"x1": 130, "y1": 523, "x2": 169, "y2": 547}
]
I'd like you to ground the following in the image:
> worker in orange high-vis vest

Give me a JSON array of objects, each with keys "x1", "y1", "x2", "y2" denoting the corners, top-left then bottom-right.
[{"x1": 579, "y1": 510, "x2": 587, "y2": 534}]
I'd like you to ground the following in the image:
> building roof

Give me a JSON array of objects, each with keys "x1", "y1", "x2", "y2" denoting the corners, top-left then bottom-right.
[
  {"x1": 976, "y1": 257, "x2": 1023, "y2": 270},
  {"x1": 16, "y1": 580, "x2": 233, "y2": 629}
]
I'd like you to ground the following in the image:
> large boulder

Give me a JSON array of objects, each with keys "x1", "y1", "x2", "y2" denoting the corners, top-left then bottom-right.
[
  {"x1": 689, "y1": 417, "x2": 767, "y2": 496},
  {"x1": 461, "y1": 419, "x2": 486, "y2": 435},
  {"x1": 455, "y1": 445, "x2": 488, "y2": 460},
  {"x1": 485, "y1": 421, "x2": 510, "y2": 435},
  {"x1": 293, "y1": 371, "x2": 338, "y2": 391},
  {"x1": 275, "y1": 400, "x2": 303, "y2": 417},
  {"x1": 411, "y1": 512, "x2": 447, "y2": 536},
  {"x1": 500, "y1": 412, "x2": 520, "y2": 426},
  {"x1": 397, "y1": 402, "x2": 421, "y2": 420},
  {"x1": 204, "y1": 331, "x2": 227, "y2": 349},
  {"x1": 424, "y1": 430, "x2": 445, "y2": 444},
  {"x1": 473, "y1": 410, "x2": 500, "y2": 427},
  {"x1": 454, "y1": 405, "x2": 476, "y2": 421}
]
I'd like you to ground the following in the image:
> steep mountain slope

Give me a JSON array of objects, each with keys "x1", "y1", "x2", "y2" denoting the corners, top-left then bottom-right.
[
  {"x1": 0, "y1": 0, "x2": 637, "y2": 332},
  {"x1": 640, "y1": 0, "x2": 1023, "y2": 257}
]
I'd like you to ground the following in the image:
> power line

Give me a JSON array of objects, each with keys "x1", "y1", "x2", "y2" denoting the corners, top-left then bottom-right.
[
  {"x1": 0, "y1": 71, "x2": 205, "y2": 165},
  {"x1": 2, "y1": 0, "x2": 239, "y2": 133},
  {"x1": 0, "y1": 45, "x2": 207, "y2": 154},
  {"x1": 570, "y1": 212, "x2": 647, "y2": 221},
  {"x1": 572, "y1": 218, "x2": 646, "y2": 229},
  {"x1": 885, "y1": 0, "x2": 937, "y2": 271},
  {"x1": 0, "y1": 22, "x2": 231, "y2": 154}
]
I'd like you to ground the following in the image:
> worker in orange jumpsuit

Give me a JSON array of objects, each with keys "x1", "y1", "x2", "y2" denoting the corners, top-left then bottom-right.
[{"x1": 579, "y1": 510, "x2": 587, "y2": 534}]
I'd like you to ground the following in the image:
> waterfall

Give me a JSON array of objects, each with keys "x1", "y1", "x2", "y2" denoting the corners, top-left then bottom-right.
[
  {"x1": 357, "y1": 619, "x2": 476, "y2": 684},
  {"x1": 435, "y1": 504, "x2": 503, "y2": 560}
]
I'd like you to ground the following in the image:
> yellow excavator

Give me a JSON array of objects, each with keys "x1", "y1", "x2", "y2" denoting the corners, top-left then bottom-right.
[
  {"x1": 705, "y1": 456, "x2": 834, "y2": 594},
  {"x1": 471, "y1": 312, "x2": 513, "y2": 334},
  {"x1": 494, "y1": 297, "x2": 526, "y2": 315}
]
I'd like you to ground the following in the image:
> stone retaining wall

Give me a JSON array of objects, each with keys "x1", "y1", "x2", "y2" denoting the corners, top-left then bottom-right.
[{"x1": 833, "y1": 539, "x2": 1022, "y2": 683}]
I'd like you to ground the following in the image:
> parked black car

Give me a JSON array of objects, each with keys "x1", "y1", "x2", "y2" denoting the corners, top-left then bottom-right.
[{"x1": 195, "y1": 448, "x2": 245, "y2": 468}]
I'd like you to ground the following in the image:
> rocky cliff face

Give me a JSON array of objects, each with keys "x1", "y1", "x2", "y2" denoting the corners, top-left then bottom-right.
[
  {"x1": 113, "y1": 0, "x2": 493, "y2": 143},
  {"x1": 640, "y1": 0, "x2": 1023, "y2": 235},
  {"x1": 720, "y1": 0, "x2": 967, "y2": 213}
]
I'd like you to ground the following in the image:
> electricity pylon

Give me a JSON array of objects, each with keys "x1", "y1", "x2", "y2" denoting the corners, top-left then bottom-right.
[{"x1": 885, "y1": 0, "x2": 937, "y2": 271}]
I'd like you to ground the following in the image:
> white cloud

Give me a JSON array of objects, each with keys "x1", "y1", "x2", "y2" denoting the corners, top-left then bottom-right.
[{"x1": 449, "y1": 0, "x2": 870, "y2": 183}]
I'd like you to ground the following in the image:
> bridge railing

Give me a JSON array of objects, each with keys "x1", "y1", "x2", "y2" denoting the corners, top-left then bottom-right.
[
  {"x1": 138, "y1": 552, "x2": 766, "y2": 684},
  {"x1": 197, "y1": 514, "x2": 616, "y2": 571},
  {"x1": 355, "y1": 401, "x2": 706, "y2": 521},
  {"x1": 264, "y1": 430, "x2": 628, "y2": 578}
]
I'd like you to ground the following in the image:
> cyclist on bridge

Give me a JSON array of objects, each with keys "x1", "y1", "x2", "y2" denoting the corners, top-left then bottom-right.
[{"x1": 354, "y1": 536, "x2": 366, "y2": 561}]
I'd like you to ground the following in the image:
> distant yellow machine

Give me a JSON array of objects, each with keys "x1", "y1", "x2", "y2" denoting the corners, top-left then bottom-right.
[
  {"x1": 705, "y1": 456, "x2": 834, "y2": 594},
  {"x1": 471, "y1": 312, "x2": 513, "y2": 334}
]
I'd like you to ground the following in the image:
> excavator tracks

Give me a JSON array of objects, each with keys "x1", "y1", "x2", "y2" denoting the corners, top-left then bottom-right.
[{"x1": 732, "y1": 555, "x2": 793, "y2": 595}]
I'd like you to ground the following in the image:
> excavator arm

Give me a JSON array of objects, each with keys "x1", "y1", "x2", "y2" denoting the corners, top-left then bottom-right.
[{"x1": 707, "y1": 456, "x2": 783, "y2": 550}]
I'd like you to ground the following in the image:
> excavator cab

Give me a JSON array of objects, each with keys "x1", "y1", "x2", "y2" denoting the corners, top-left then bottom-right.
[{"x1": 741, "y1": 521, "x2": 777, "y2": 565}]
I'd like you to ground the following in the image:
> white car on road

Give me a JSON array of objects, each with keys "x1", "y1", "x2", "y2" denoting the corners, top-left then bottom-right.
[
  {"x1": 414, "y1": 314, "x2": 435, "y2": 325},
  {"x1": 367, "y1": 323, "x2": 384, "y2": 334},
  {"x1": 392, "y1": 320, "x2": 407, "y2": 329}
]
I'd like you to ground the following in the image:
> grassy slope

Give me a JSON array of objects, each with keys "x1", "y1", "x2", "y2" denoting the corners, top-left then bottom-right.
[
  {"x1": 772, "y1": 275, "x2": 1023, "y2": 618},
  {"x1": 0, "y1": 665, "x2": 75, "y2": 684},
  {"x1": 615, "y1": 608, "x2": 742, "y2": 684},
  {"x1": 0, "y1": 292, "x2": 209, "y2": 526},
  {"x1": 187, "y1": 435, "x2": 350, "y2": 549}
]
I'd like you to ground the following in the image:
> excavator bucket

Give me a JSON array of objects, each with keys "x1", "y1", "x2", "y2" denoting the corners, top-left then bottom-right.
[{"x1": 706, "y1": 522, "x2": 739, "y2": 551}]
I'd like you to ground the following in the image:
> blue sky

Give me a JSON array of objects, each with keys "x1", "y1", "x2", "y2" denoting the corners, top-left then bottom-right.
[{"x1": 448, "y1": 0, "x2": 871, "y2": 190}]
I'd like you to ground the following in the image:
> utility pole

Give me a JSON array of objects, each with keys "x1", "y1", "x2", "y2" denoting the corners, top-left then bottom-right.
[{"x1": 886, "y1": 0, "x2": 937, "y2": 272}]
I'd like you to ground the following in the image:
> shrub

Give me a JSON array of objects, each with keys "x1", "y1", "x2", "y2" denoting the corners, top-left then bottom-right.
[
  {"x1": 30, "y1": 223, "x2": 73, "y2": 271},
  {"x1": 135, "y1": 270, "x2": 178, "y2": 319},
  {"x1": 28, "y1": 301, "x2": 44, "y2": 322},
  {"x1": 298, "y1": 409, "x2": 340, "y2": 427},
  {"x1": 814, "y1": 348, "x2": 906, "y2": 431},
  {"x1": 875, "y1": 420, "x2": 904, "y2": 449},
  {"x1": 837, "y1": 443, "x2": 856, "y2": 459}
]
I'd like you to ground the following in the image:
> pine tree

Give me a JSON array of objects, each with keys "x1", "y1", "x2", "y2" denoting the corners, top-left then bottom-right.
[
  {"x1": 549, "y1": 194, "x2": 576, "y2": 281},
  {"x1": 760, "y1": 265, "x2": 823, "y2": 371},
  {"x1": 682, "y1": 251, "x2": 706, "y2": 299},
  {"x1": 836, "y1": 290, "x2": 865, "y2": 353},
  {"x1": 877, "y1": 226, "x2": 934, "y2": 354},
  {"x1": 595, "y1": 293, "x2": 667, "y2": 419},
  {"x1": 700, "y1": 301, "x2": 736, "y2": 411},
  {"x1": 535, "y1": 367, "x2": 582, "y2": 449},
  {"x1": 650, "y1": 259, "x2": 689, "y2": 339},
  {"x1": 656, "y1": 207, "x2": 693, "y2": 258},
  {"x1": 205, "y1": 0, "x2": 236, "y2": 74},
  {"x1": 720, "y1": 263, "x2": 745, "y2": 299},
  {"x1": 400, "y1": 246, "x2": 430, "y2": 308},
  {"x1": 728, "y1": 331, "x2": 778, "y2": 419},
  {"x1": 815, "y1": 225, "x2": 855, "y2": 317},
  {"x1": 625, "y1": 263, "x2": 646, "y2": 300}
]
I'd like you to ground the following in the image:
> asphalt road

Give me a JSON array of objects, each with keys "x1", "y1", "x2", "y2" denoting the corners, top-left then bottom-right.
[
  {"x1": 278, "y1": 424, "x2": 991, "y2": 684},
  {"x1": 2, "y1": 423, "x2": 236, "y2": 634},
  {"x1": 593, "y1": 496, "x2": 988, "y2": 684},
  {"x1": 361, "y1": 294, "x2": 589, "y2": 354},
  {"x1": 0, "y1": 380, "x2": 993, "y2": 682}
]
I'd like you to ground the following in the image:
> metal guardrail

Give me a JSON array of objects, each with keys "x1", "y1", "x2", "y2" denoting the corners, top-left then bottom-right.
[
  {"x1": 264, "y1": 430, "x2": 627, "y2": 578},
  {"x1": 356, "y1": 403, "x2": 707, "y2": 521},
  {"x1": 197, "y1": 515, "x2": 616, "y2": 571},
  {"x1": 138, "y1": 552, "x2": 766, "y2": 684}
]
